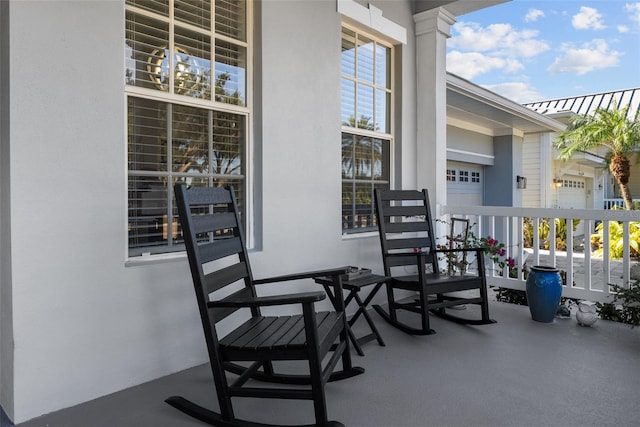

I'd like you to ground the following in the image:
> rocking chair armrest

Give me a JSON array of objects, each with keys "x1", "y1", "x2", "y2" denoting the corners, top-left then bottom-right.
[
  {"x1": 253, "y1": 267, "x2": 351, "y2": 285},
  {"x1": 208, "y1": 291, "x2": 326, "y2": 309}
]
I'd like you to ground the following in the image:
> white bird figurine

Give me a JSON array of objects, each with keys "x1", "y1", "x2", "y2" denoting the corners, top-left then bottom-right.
[{"x1": 576, "y1": 301, "x2": 598, "y2": 326}]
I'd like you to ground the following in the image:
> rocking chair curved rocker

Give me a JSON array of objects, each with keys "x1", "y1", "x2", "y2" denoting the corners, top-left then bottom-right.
[
  {"x1": 373, "y1": 189, "x2": 496, "y2": 335},
  {"x1": 168, "y1": 184, "x2": 363, "y2": 427}
]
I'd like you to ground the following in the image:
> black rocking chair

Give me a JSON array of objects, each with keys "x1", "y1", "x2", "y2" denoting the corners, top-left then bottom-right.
[
  {"x1": 167, "y1": 184, "x2": 363, "y2": 427},
  {"x1": 373, "y1": 189, "x2": 496, "y2": 335}
]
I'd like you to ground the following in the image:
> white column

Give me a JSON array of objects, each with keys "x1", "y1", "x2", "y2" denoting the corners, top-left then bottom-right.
[{"x1": 413, "y1": 8, "x2": 455, "y2": 213}]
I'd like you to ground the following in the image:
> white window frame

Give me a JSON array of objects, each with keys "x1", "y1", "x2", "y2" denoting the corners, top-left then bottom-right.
[
  {"x1": 340, "y1": 24, "x2": 394, "y2": 234},
  {"x1": 338, "y1": 0, "x2": 406, "y2": 237},
  {"x1": 124, "y1": 0, "x2": 253, "y2": 261}
]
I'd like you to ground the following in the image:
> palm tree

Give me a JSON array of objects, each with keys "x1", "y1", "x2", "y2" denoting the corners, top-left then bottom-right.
[{"x1": 555, "y1": 103, "x2": 640, "y2": 210}]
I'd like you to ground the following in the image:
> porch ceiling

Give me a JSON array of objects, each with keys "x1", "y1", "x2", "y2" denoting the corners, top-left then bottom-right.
[{"x1": 447, "y1": 73, "x2": 567, "y2": 135}]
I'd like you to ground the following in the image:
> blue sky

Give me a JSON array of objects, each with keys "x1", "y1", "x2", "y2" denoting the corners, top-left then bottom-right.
[{"x1": 446, "y1": 0, "x2": 640, "y2": 103}]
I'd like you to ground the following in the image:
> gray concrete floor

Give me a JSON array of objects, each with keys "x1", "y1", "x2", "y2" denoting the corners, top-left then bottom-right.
[{"x1": 13, "y1": 299, "x2": 640, "y2": 427}]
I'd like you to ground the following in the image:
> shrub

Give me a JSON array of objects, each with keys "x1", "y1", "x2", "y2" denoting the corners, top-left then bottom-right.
[
  {"x1": 590, "y1": 220, "x2": 640, "y2": 259},
  {"x1": 596, "y1": 281, "x2": 640, "y2": 327},
  {"x1": 523, "y1": 218, "x2": 580, "y2": 250}
]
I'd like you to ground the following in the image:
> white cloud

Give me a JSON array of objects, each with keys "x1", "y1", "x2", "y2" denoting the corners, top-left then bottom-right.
[
  {"x1": 626, "y1": 3, "x2": 640, "y2": 27},
  {"x1": 547, "y1": 39, "x2": 621, "y2": 75},
  {"x1": 482, "y1": 82, "x2": 543, "y2": 104},
  {"x1": 447, "y1": 51, "x2": 521, "y2": 80},
  {"x1": 572, "y1": 6, "x2": 606, "y2": 30},
  {"x1": 447, "y1": 21, "x2": 550, "y2": 79},
  {"x1": 525, "y1": 9, "x2": 545, "y2": 23},
  {"x1": 449, "y1": 22, "x2": 550, "y2": 58},
  {"x1": 618, "y1": 25, "x2": 630, "y2": 33}
]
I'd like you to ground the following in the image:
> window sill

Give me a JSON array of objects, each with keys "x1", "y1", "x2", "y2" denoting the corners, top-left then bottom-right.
[
  {"x1": 341, "y1": 230, "x2": 379, "y2": 240},
  {"x1": 125, "y1": 251, "x2": 187, "y2": 267}
]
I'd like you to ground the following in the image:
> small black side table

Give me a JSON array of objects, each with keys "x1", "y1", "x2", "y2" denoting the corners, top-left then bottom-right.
[{"x1": 315, "y1": 273, "x2": 388, "y2": 356}]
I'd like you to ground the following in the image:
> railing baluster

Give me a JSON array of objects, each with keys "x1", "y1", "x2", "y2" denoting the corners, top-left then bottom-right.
[
  {"x1": 623, "y1": 221, "x2": 630, "y2": 288},
  {"x1": 603, "y1": 220, "x2": 610, "y2": 292},
  {"x1": 532, "y1": 217, "x2": 540, "y2": 266},
  {"x1": 566, "y1": 217, "x2": 574, "y2": 290},
  {"x1": 584, "y1": 219, "x2": 593, "y2": 291},
  {"x1": 549, "y1": 218, "x2": 557, "y2": 268}
]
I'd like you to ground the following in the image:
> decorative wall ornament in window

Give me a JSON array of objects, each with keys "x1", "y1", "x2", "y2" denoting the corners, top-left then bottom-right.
[{"x1": 146, "y1": 46, "x2": 208, "y2": 95}]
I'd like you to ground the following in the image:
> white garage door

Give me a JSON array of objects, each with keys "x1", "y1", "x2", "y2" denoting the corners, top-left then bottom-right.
[
  {"x1": 558, "y1": 177, "x2": 586, "y2": 209},
  {"x1": 447, "y1": 162, "x2": 483, "y2": 206}
]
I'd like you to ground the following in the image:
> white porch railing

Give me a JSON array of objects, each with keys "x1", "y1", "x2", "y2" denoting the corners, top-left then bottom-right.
[
  {"x1": 439, "y1": 205, "x2": 640, "y2": 303},
  {"x1": 604, "y1": 198, "x2": 640, "y2": 210}
]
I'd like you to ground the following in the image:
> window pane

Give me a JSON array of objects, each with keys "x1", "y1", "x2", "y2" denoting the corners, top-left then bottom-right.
[
  {"x1": 174, "y1": 26, "x2": 211, "y2": 99},
  {"x1": 372, "y1": 138, "x2": 387, "y2": 180},
  {"x1": 341, "y1": 79, "x2": 355, "y2": 127},
  {"x1": 126, "y1": 0, "x2": 169, "y2": 16},
  {"x1": 375, "y1": 43, "x2": 391, "y2": 88},
  {"x1": 128, "y1": 97, "x2": 168, "y2": 171},
  {"x1": 175, "y1": 0, "x2": 211, "y2": 30},
  {"x1": 341, "y1": 28, "x2": 356, "y2": 78},
  {"x1": 356, "y1": 35, "x2": 374, "y2": 83},
  {"x1": 128, "y1": 176, "x2": 170, "y2": 254},
  {"x1": 125, "y1": 11, "x2": 170, "y2": 90},
  {"x1": 172, "y1": 105, "x2": 209, "y2": 173},
  {"x1": 212, "y1": 112, "x2": 244, "y2": 176},
  {"x1": 215, "y1": 40, "x2": 246, "y2": 105},
  {"x1": 354, "y1": 136, "x2": 372, "y2": 179},
  {"x1": 342, "y1": 182, "x2": 354, "y2": 230},
  {"x1": 375, "y1": 89, "x2": 390, "y2": 133},
  {"x1": 342, "y1": 133, "x2": 354, "y2": 179},
  {"x1": 354, "y1": 183, "x2": 374, "y2": 229},
  {"x1": 357, "y1": 83, "x2": 374, "y2": 130},
  {"x1": 215, "y1": 0, "x2": 246, "y2": 41}
]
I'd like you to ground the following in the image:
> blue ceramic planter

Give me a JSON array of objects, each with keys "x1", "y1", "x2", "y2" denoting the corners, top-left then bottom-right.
[{"x1": 525, "y1": 265, "x2": 562, "y2": 323}]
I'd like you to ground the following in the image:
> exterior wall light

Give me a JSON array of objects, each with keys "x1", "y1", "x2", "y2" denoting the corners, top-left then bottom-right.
[
  {"x1": 516, "y1": 175, "x2": 527, "y2": 189},
  {"x1": 552, "y1": 178, "x2": 563, "y2": 188}
]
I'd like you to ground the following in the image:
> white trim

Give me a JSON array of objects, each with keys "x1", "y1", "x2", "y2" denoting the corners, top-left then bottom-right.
[
  {"x1": 337, "y1": 0, "x2": 407, "y2": 44},
  {"x1": 447, "y1": 148, "x2": 494, "y2": 160},
  {"x1": 447, "y1": 73, "x2": 566, "y2": 133},
  {"x1": 447, "y1": 148, "x2": 494, "y2": 166},
  {"x1": 414, "y1": 7, "x2": 456, "y2": 38}
]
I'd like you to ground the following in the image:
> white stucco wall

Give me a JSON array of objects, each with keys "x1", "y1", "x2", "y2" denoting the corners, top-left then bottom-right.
[
  {"x1": 6, "y1": 0, "x2": 419, "y2": 422},
  {"x1": 8, "y1": 1, "x2": 207, "y2": 422}
]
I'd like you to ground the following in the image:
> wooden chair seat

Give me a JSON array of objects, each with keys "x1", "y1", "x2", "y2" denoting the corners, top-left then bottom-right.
[
  {"x1": 390, "y1": 273, "x2": 488, "y2": 294},
  {"x1": 220, "y1": 311, "x2": 341, "y2": 355}
]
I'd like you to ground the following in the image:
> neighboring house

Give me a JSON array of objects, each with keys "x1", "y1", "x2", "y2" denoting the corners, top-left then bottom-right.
[
  {"x1": 0, "y1": 0, "x2": 567, "y2": 423},
  {"x1": 525, "y1": 88, "x2": 640, "y2": 209},
  {"x1": 445, "y1": 73, "x2": 565, "y2": 208}
]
